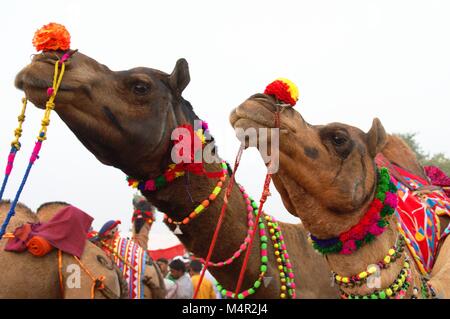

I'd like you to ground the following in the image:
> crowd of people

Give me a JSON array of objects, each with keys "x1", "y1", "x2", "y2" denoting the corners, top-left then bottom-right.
[{"x1": 156, "y1": 256, "x2": 221, "y2": 299}]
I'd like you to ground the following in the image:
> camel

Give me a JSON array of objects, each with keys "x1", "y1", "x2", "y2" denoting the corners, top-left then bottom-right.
[
  {"x1": 230, "y1": 93, "x2": 450, "y2": 298},
  {"x1": 0, "y1": 200, "x2": 127, "y2": 298},
  {"x1": 15, "y1": 50, "x2": 338, "y2": 298},
  {"x1": 36, "y1": 201, "x2": 166, "y2": 299},
  {"x1": 131, "y1": 195, "x2": 155, "y2": 250}
]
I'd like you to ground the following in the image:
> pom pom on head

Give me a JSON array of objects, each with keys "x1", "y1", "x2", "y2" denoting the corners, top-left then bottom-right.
[
  {"x1": 264, "y1": 78, "x2": 299, "y2": 107},
  {"x1": 32, "y1": 22, "x2": 71, "y2": 52}
]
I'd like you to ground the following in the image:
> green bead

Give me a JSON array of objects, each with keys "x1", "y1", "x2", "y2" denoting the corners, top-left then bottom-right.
[
  {"x1": 261, "y1": 243, "x2": 267, "y2": 250},
  {"x1": 248, "y1": 288, "x2": 255, "y2": 295},
  {"x1": 261, "y1": 236, "x2": 268, "y2": 242},
  {"x1": 261, "y1": 256, "x2": 268, "y2": 263},
  {"x1": 363, "y1": 296, "x2": 369, "y2": 299},
  {"x1": 254, "y1": 281, "x2": 261, "y2": 288},
  {"x1": 238, "y1": 293, "x2": 244, "y2": 299},
  {"x1": 252, "y1": 202, "x2": 258, "y2": 209},
  {"x1": 260, "y1": 265, "x2": 267, "y2": 272},
  {"x1": 370, "y1": 293, "x2": 378, "y2": 299},
  {"x1": 221, "y1": 289, "x2": 227, "y2": 296},
  {"x1": 379, "y1": 291, "x2": 386, "y2": 299},
  {"x1": 259, "y1": 223, "x2": 265, "y2": 229}
]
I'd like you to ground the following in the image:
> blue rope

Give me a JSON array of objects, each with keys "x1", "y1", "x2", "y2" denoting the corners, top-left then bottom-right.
[
  {"x1": 0, "y1": 146, "x2": 18, "y2": 201},
  {"x1": 0, "y1": 160, "x2": 34, "y2": 238}
]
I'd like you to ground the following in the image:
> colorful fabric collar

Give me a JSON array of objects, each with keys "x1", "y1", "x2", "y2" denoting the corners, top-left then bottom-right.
[{"x1": 310, "y1": 167, "x2": 398, "y2": 255}]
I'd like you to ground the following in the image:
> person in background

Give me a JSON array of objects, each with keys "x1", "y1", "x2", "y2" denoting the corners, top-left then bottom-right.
[
  {"x1": 166, "y1": 259, "x2": 193, "y2": 299},
  {"x1": 156, "y1": 258, "x2": 169, "y2": 278},
  {"x1": 189, "y1": 260, "x2": 217, "y2": 299}
]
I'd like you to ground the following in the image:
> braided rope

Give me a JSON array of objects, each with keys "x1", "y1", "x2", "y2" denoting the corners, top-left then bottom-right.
[
  {"x1": 0, "y1": 60, "x2": 65, "y2": 238},
  {"x1": 0, "y1": 98, "x2": 27, "y2": 201}
]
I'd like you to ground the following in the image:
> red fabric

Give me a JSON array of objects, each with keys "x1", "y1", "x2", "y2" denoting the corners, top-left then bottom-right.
[
  {"x1": 5, "y1": 206, "x2": 93, "y2": 258},
  {"x1": 425, "y1": 165, "x2": 450, "y2": 197},
  {"x1": 148, "y1": 244, "x2": 186, "y2": 260}
]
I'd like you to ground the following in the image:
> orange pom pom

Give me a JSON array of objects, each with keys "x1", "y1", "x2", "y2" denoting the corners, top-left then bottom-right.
[{"x1": 32, "y1": 22, "x2": 71, "y2": 52}]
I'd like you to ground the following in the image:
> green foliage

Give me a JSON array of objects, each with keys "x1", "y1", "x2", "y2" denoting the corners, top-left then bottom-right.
[{"x1": 394, "y1": 132, "x2": 450, "y2": 175}]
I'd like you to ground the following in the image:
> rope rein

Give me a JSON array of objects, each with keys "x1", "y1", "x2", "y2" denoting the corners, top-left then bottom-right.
[
  {"x1": 0, "y1": 59, "x2": 66, "y2": 238},
  {"x1": 194, "y1": 108, "x2": 283, "y2": 299}
]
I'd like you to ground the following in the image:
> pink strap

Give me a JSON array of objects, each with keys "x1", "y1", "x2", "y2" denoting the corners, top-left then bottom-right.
[
  {"x1": 30, "y1": 141, "x2": 43, "y2": 164},
  {"x1": 5, "y1": 152, "x2": 16, "y2": 175}
]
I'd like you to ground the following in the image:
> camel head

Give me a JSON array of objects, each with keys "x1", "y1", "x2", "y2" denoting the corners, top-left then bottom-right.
[
  {"x1": 230, "y1": 94, "x2": 388, "y2": 237},
  {"x1": 15, "y1": 50, "x2": 197, "y2": 179}
]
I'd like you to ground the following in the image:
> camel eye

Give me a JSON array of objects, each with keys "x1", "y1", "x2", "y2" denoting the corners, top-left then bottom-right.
[
  {"x1": 132, "y1": 82, "x2": 150, "y2": 95},
  {"x1": 331, "y1": 134, "x2": 348, "y2": 146}
]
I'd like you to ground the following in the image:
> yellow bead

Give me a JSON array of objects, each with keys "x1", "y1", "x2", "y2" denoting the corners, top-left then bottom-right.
[
  {"x1": 388, "y1": 249, "x2": 395, "y2": 256},
  {"x1": 281, "y1": 278, "x2": 286, "y2": 283},
  {"x1": 265, "y1": 216, "x2": 271, "y2": 221},
  {"x1": 275, "y1": 251, "x2": 280, "y2": 256},
  {"x1": 367, "y1": 266, "x2": 377, "y2": 274},
  {"x1": 342, "y1": 277, "x2": 349, "y2": 284},
  {"x1": 358, "y1": 272, "x2": 368, "y2": 279},
  {"x1": 269, "y1": 229, "x2": 275, "y2": 234},
  {"x1": 386, "y1": 288, "x2": 393, "y2": 297},
  {"x1": 274, "y1": 244, "x2": 279, "y2": 249},
  {"x1": 281, "y1": 285, "x2": 287, "y2": 291},
  {"x1": 277, "y1": 258, "x2": 282, "y2": 263},
  {"x1": 384, "y1": 256, "x2": 391, "y2": 264},
  {"x1": 271, "y1": 236, "x2": 277, "y2": 241},
  {"x1": 280, "y1": 293, "x2": 286, "y2": 299},
  {"x1": 278, "y1": 265, "x2": 283, "y2": 271},
  {"x1": 335, "y1": 275, "x2": 342, "y2": 282}
]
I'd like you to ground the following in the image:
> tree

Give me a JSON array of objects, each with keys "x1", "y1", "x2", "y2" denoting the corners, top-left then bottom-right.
[{"x1": 395, "y1": 133, "x2": 450, "y2": 176}]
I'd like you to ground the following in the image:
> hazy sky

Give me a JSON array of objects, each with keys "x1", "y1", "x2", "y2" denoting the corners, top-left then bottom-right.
[{"x1": 1, "y1": 0, "x2": 449, "y2": 249}]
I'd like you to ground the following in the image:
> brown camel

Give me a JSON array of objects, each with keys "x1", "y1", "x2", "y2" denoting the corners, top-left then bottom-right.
[
  {"x1": 36, "y1": 201, "x2": 166, "y2": 299},
  {"x1": 131, "y1": 195, "x2": 155, "y2": 250},
  {"x1": 15, "y1": 51, "x2": 338, "y2": 298},
  {"x1": 0, "y1": 200, "x2": 127, "y2": 298},
  {"x1": 230, "y1": 93, "x2": 450, "y2": 298}
]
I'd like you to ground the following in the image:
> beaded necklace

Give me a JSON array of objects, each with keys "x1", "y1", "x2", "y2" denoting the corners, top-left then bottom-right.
[
  {"x1": 214, "y1": 196, "x2": 296, "y2": 299},
  {"x1": 333, "y1": 236, "x2": 405, "y2": 287},
  {"x1": 340, "y1": 258, "x2": 412, "y2": 299},
  {"x1": 310, "y1": 168, "x2": 398, "y2": 255},
  {"x1": 132, "y1": 209, "x2": 154, "y2": 225},
  {"x1": 163, "y1": 161, "x2": 228, "y2": 234}
]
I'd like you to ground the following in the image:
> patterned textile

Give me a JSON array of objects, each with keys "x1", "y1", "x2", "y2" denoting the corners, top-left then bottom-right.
[
  {"x1": 376, "y1": 156, "x2": 450, "y2": 275},
  {"x1": 108, "y1": 236, "x2": 147, "y2": 299}
]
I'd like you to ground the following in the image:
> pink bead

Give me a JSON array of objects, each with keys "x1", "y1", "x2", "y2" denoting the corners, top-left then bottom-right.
[
  {"x1": 240, "y1": 244, "x2": 247, "y2": 250},
  {"x1": 281, "y1": 245, "x2": 287, "y2": 250},
  {"x1": 244, "y1": 193, "x2": 249, "y2": 198},
  {"x1": 248, "y1": 221, "x2": 254, "y2": 228},
  {"x1": 286, "y1": 263, "x2": 292, "y2": 269},
  {"x1": 261, "y1": 250, "x2": 267, "y2": 256},
  {"x1": 245, "y1": 237, "x2": 251, "y2": 243},
  {"x1": 217, "y1": 262, "x2": 224, "y2": 267},
  {"x1": 290, "y1": 283, "x2": 296, "y2": 289},
  {"x1": 279, "y1": 235, "x2": 284, "y2": 241},
  {"x1": 245, "y1": 199, "x2": 251, "y2": 204},
  {"x1": 47, "y1": 87, "x2": 54, "y2": 96},
  {"x1": 247, "y1": 205, "x2": 253, "y2": 211},
  {"x1": 145, "y1": 180, "x2": 156, "y2": 191},
  {"x1": 226, "y1": 258, "x2": 233, "y2": 264},
  {"x1": 234, "y1": 251, "x2": 241, "y2": 258},
  {"x1": 226, "y1": 291, "x2": 233, "y2": 297},
  {"x1": 284, "y1": 253, "x2": 289, "y2": 259},
  {"x1": 242, "y1": 290, "x2": 250, "y2": 297},
  {"x1": 288, "y1": 273, "x2": 294, "y2": 279}
]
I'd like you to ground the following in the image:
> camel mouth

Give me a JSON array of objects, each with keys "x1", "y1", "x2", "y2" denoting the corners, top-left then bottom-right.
[{"x1": 230, "y1": 93, "x2": 296, "y2": 133}]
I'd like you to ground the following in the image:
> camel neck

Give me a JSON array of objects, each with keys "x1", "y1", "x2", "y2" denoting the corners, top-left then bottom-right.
[
  {"x1": 132, "y1": 222, "x2": 152, "y2": 251},
  {"x1": 143, "y1": 161, "x2": 251, "y2": 263}
]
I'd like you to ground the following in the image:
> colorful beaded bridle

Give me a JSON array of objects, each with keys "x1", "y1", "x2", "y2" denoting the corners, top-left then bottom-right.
[{"x1": 0, "y1": 23, "x2": 76, "y2": 238}]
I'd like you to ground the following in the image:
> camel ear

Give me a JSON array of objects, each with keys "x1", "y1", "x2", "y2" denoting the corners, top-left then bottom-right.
[
  {"x1": 169, "y1": 58, "x2": 190, "y2": 94},
  {"x1": 366, "y1": 118, "x2": 387, "y2": 157}
]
